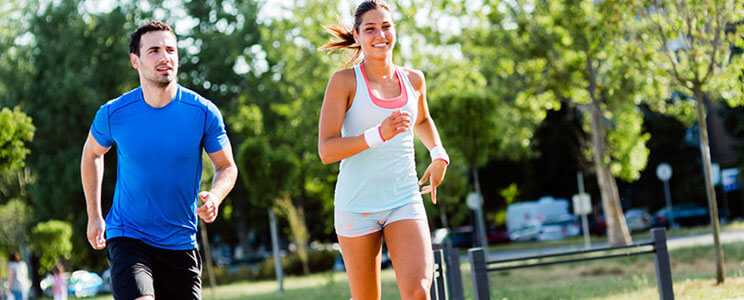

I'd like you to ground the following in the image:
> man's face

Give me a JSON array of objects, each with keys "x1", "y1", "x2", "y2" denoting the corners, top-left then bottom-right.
[{"x1": 131, "y1": 30, "x2": 178, "y2": 87}]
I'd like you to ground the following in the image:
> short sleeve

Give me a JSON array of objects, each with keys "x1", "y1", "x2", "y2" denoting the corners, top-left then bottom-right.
[
  {"x1": 90, "y1": 104, "x2": 114, "y2": 147},
  {"x1": 203, "y1": 101, "x2": 229, "y2": 153}
]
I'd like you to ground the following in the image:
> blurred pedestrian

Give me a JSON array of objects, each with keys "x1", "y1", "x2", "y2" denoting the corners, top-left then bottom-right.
[
  {"x1": 52, "y1": 264, "x2": 67, "y2": 300},
  {"x1": 6, "y1": 253, "x2": 30, "y2": 300}
]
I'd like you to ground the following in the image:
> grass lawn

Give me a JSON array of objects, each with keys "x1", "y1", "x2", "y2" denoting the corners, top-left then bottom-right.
[
  {"x1": 486, "y1": 220, "x2": 744, "y2": 253},
  {"x1": 483, "y1": 241, "x2": 744, "y2": 299},
  {"x1": 67, "y1": 223, "x2": 744, "y2": 299},
  {"x1": 76, "y1": 240, "x2": 744, "y2": 300}
]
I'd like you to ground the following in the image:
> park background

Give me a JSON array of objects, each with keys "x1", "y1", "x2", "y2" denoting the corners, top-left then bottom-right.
[{"x1": 2, "y1": 0, "x2": 744, "y2": 298}]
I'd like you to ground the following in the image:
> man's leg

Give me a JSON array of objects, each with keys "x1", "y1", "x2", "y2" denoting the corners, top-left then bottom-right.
[
  {"x1": 151, "y1": 247, "x2": 202, "y2": 300},
  {"x1": 106, "y1": 237, "x2": 156, "y2": 300}
]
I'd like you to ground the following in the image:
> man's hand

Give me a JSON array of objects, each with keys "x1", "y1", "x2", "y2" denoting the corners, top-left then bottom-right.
[
  {"x1": 196, "y1": 191, "x2": 220, "y2": 223},
  {"x1": 87, "y1": 217, "x2": 106, "y2": 250},
  {"x1": 419, "y1": 160, "x2": 448, "y2": 204}
]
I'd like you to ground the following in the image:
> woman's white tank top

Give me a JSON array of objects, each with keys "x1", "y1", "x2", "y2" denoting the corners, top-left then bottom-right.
[{"x1": 334, "y1": 64, "x2": 422, "y2": 212}]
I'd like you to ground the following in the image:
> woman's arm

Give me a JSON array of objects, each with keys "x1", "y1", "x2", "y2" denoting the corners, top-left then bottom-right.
[{"x1": 409, "y1": 68, "x2": 449, "y2": 204}]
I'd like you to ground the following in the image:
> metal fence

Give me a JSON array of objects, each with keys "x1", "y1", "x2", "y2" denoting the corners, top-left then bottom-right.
[
  {"x1": 468, "y1": 228, "x2": 674, "y2": 300},
  {"x1": 430, "y1": 228, "x2": 465, "y2": 300}
]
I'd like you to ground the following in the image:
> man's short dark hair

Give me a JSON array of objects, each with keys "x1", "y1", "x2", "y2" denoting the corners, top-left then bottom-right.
[{"x1": 129, "y1": 20, "x2": 175, "y2": 56}]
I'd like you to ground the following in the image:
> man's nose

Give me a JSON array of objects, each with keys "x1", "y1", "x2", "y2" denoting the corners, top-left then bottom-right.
[{"x1": 157, "y1": 50, "x2": 171, "y2": 63}]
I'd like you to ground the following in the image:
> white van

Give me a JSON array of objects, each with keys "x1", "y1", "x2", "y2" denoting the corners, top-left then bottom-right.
[{"x1": 506, "y1": 196, "x2": 579, "y2": 241}]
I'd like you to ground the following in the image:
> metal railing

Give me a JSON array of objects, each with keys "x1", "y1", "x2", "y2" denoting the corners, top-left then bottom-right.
[
  {"x1": 430, "y1": 228, "x2": 465, "y2": 300},
  {"x1": 468, "y1": 228, "x2": 674, "y2": 300}
]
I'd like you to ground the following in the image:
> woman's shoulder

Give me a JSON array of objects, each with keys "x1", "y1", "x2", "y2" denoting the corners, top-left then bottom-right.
[
  {"x1": 399, "y1": 66, "x2": 425, "y2": 90},
  {"x1": 330, "y1": 67, "x2": 356, "y2": 81},
  {"x1": 327, "y1": 67, "x2": 358, "y2": 90}
]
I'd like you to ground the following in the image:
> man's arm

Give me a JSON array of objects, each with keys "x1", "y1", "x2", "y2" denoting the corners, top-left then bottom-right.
[
  {"x1": 196, "y1": 143, "x2": 238, "y2": 223},
  {"x1": 81, "y1": 132, "x2": 111, "y2": 250}
]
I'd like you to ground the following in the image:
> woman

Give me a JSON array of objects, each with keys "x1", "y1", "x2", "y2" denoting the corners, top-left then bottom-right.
[
  {"x1": 7, "y1": 253, "x2": 30, "y2": 300},
  {"x1": 317, "y1": 1, "x2": 449, "y2": 299}
]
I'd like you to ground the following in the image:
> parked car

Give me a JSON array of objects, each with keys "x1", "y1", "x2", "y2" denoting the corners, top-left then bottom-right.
[
  {"x1": 486, "y1": 225, "x2": 510, "y2": 245},
  {"x1": 589, "y1": 214, "x2": 607, "y2": 236},
  {"x1": 449, "y1": 226, "x2": 476, "y2": 248},
  {"x1": 42, "y1": 270, "x2": 104, "y2": 298},
  {"x1": 536, "y1": 215, "x2": 580, "y2": 241},
  {"x1": 651, "y1": 202, "x2": 710, "y2": 228},
  {"x1": 508, "y1": 219, "x2": 542, "y2": 242},
  {"x1": 625, "y1": 208, "x2": 651, "y2": 232}
]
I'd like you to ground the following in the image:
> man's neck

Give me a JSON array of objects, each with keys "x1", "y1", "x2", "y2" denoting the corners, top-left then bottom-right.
[{"x1": 141, "y1": 81, "x2": 178, "y2": 108}]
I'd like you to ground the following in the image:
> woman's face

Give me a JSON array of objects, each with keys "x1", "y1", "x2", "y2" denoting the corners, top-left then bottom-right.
[{"x1": 354, "y1": 8, "x2": 396, "y2": 61}]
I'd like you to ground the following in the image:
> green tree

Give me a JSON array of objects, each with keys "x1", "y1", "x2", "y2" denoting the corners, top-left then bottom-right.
[
  {"x1": 498, "y1": 0, "x2": 670, "y2": 245},
  {"x1": 0, "y1": 199, "x2": 31, "y2": 254},
  {"x1": 30, "y1": 220, "x2": 72, "y2": 273},
  {"x1": 393, "y1": 1, "x2": 550, "y2": 230},
  {"x1": 634, "y1": 0, "x2": 744, "y2": 284},
  {"x1": 16, "y1": 1, "x2": 139, "y2": 269},
  {"x1": 0, "y1": 107, "x2": 34, "y2": 173},
  {"x1": 0, "y1": 0, "x2": 34, "y2": 109},
  {"x1": 275, "y1": 195, "x2": 310, "y2": 274},
  {"x1": 234, "y1": 0, "x2": 343, "y2": 246}
]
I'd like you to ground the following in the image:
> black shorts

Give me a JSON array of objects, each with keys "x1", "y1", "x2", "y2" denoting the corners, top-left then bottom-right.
[{"x1": 106, "y1": 237, "x2": 202, "y2": 300}]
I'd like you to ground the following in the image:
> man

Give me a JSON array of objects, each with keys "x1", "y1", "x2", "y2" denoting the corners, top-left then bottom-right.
[{"x1": 80, "y1": 20, "x2": 237, "y2": 300}]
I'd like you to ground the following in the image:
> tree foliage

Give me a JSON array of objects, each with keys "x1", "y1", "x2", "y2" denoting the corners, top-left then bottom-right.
[
  {"x1": 0, "y1": 107, "x2": 34, "y2": 173},
  {"x1": 0, "y1": 199, "x2": 31, "y2": 254},
  {"x1": 30, "y1": 220, "x2": 72, "y2": 273},
  {"x1": 3, "y1": 0, "x2": 744, "y2": 272},
  {"x1": 634, "y1": 0, "x2": 744, "y2": 283}
]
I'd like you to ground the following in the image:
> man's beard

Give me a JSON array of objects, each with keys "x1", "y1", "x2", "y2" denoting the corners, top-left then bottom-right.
[{"x1": 147, "y1": 72, "x2": 175, "y2": 87}]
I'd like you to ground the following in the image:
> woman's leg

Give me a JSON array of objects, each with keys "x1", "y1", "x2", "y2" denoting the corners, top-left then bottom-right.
[
  {"x1": 338, "y1": 232, "x2": 384, "y2": 300},
  {"x1": 384, "y1": 219, "x2": 433, "y2": 300}
]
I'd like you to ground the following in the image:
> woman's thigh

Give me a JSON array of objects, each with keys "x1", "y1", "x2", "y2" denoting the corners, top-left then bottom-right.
[
  {"x1": 338, "y1": 231, "x2": 384, "y2": 300},
  {"x1": 383, "y1": 219, "x2": 433, "y2": 297}
]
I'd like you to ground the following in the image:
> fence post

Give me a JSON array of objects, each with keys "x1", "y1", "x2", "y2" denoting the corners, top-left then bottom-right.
[
  {"x1": 431, "y1": 248, "x2": 448, "y2": 300},
  {"x1": 445, "y1": 237, "x2": 465, "y2": 300},
  {"x1": 468, "y1": 248, "x2": 491, "y2": 300},
  {"x1": 651, "y1": 228, "x2": 674, "y2": 300}
]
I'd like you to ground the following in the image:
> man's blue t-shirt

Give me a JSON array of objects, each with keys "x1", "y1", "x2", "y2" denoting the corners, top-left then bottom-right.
[{"x1": 90, "y1": 85, "x2": 229, "y2": 250}]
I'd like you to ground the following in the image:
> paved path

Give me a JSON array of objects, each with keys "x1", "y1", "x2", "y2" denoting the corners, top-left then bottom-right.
[{"x1": 484, "y1": 230, "x2": 744, "y2": 261}]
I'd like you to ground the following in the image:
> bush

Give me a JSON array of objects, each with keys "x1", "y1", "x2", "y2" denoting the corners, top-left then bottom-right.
[{"x1": 30, "y1": 220, "x2": 72, "y2": 273}]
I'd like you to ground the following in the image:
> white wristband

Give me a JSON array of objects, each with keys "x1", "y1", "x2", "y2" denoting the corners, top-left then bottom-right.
[
  {"x1": 363, "y1": 125, "x2": 385, "y2": 148},
  {"x1": 430, "y1": 145, "x2": 450, "y2": 165}
]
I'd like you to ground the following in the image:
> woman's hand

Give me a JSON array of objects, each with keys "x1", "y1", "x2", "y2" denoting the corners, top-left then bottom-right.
[
  {"x1": 379, "y1": 110, "x2": 411, "y2": 141},
  {"x1": 419, "y1": 159, "x2": 448, "y2": 204}
]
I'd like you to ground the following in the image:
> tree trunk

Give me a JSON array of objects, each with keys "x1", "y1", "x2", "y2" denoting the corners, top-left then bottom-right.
[
  {"x1": 199, "y1": 220, "x2": 217, "y2": 293},
  {"x1": 471, "y1": 163, "x2": 488, "y2": 254},
  {"x1": 275, "y1": 196, "x2": 310, "y2": 275},
  {"x1": 589, "y1": 99, "x2": 632, "y2": 246},
  {"x1": 692, "y1": 86, "x2": 725, "y2": 284}
]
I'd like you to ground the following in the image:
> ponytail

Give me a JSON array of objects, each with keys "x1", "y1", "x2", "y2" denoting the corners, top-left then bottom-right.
[
  {"x1": 318, "y1": 1, "x2": 392, "y2": 66},
  {"x1": 319, "y1": 17, "x2": 362, "y2": 66}
]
